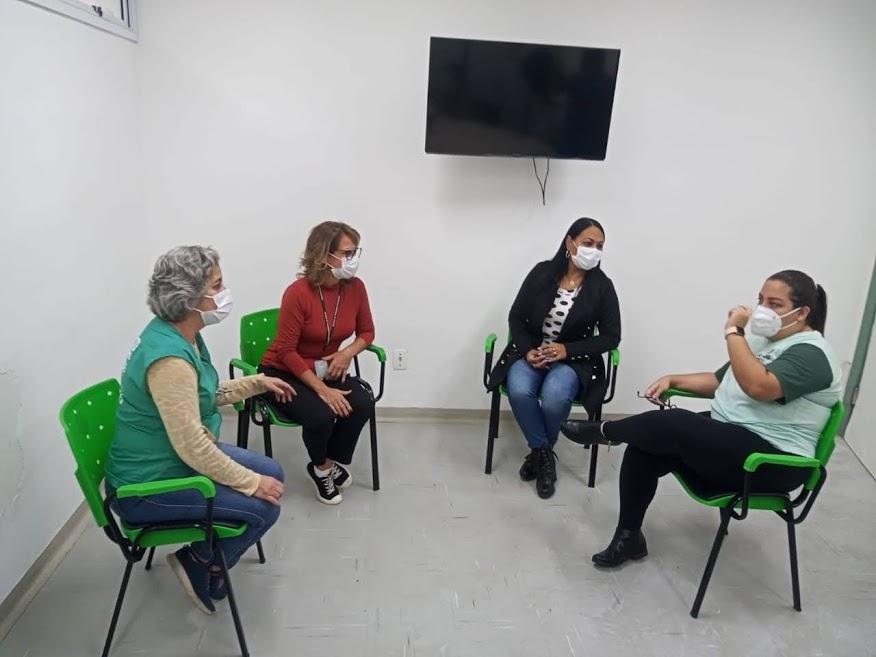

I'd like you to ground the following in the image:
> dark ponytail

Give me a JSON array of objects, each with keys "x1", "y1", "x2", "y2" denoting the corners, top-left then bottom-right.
[
  {"x1": 767, "y1": 270, "x2": 828, "y2": 334},
  {"x1": 810, "y1": 284, "x2": 828, "y2": 334}
]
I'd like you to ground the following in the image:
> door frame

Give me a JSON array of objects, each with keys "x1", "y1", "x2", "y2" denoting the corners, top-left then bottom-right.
[{"x1": 841, "y1": 256, "x2": 876, "y2": 435}]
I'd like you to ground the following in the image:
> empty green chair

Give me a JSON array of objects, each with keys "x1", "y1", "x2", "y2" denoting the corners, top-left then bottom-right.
[
  {"x1": 61, "y1": 379, "x2": 254, "y2": 657},
  {"x1": 663, "y1": 388, "x2": 845, "y2": 618},
  {"x1": 230, "y1": 308, "x2": 386, "y2": 490},
  {"x1": 482, "y1": 332, "x2": 620, "y2": 487}
]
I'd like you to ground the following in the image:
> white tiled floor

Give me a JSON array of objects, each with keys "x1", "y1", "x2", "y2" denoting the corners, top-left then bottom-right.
[{"x1": 2, "y1": 416, "x2": 875, "y2": 657}]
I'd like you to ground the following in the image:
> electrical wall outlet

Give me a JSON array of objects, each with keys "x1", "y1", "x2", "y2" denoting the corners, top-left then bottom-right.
[{"x1": 392, "y1": 348, "x2": 407, "y2": 370}]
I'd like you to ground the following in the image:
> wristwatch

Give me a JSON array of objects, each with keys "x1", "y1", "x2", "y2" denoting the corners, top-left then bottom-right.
[{"x1": 725, "y1": 326, "x2": 745, "y2": 339}]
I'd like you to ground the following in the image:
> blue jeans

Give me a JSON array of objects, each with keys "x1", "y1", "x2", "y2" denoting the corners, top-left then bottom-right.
[
  {"x1": 114, "y1": 443, "x2": 283, "y2": 568},
  {"x1": 506, "y1": 359, "x2": 581, "y2": 449}
]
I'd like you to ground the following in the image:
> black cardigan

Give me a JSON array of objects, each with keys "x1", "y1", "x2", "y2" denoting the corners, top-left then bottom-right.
[{"x1": 487, "y1": 261, "x2": 621, "y2": 417}]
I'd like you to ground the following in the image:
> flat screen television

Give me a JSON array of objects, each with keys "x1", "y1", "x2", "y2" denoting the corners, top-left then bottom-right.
[{"x1": 425, "y1": 37, "x2": 620, "y2": 160}]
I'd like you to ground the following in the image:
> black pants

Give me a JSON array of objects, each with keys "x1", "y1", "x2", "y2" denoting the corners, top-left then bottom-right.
[
  {"x1": 258, "y1": 366, "x2": 374, "y2": 466},
  {"x1": 603, "y1": 409, "x2": 811, "y2": 531}
]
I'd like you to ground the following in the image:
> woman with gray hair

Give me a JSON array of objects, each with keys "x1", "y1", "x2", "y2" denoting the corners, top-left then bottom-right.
[{"x1": 106, "y1": 245, "x2": 295, "y2": 615}]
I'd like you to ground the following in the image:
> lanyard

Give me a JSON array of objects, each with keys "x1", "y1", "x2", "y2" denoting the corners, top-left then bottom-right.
[{"x1": 317, "y1": 286, "x2": 342, "y2": 350}]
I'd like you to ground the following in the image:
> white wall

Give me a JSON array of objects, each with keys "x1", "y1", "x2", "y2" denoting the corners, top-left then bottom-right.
[
  {"x1": 0, "y1": 1, "x2": 146, "y2": 604},
  {"x1": 134, "y1": 0, "x2": 876, "y2": 411},
  {"x1": 1, "y1": 0, "x2": 875, "y2": 607}
]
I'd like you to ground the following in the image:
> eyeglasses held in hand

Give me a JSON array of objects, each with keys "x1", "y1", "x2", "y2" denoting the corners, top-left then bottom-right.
[{"x1": 636, "y1": 391, "x2": 677, "y2": 409}]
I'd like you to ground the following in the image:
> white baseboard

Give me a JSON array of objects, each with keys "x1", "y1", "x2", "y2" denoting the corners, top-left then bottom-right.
[
  {"x1": 0, "y1": 501, "x2": 91, "y2": 641},
  {"x1": 219, "y1": 405, "x2": 624, "y2": 424}
]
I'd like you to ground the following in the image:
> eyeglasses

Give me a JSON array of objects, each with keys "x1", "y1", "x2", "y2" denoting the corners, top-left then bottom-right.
[
  {"x1": 636, "y1": 391, "x2": 677, "y2": 409},
  {"x1": 332, "y1": 247, "x2": 362, "y2": 260}
]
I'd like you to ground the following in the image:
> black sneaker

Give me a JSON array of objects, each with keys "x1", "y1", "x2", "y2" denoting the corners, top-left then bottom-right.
[
  {"x1": 519, "y1": 450, "x2": 537, "y2": 481},
  {"x1": 535, "y1": 448, "x2": 557, "y2": 499},
  {"x1": 166, "y1": 548, "x2": 215, "y2": 614},
  {"x1": 307, "y1": 462, "x2": 342, "y2": 505},
  {"x1": 331, "y1": 462, "x2": 352, "y2": 489},
  {"x1": 209, "y1": 570, "x2": 227, "y2": 601},
  {"x1": 592, "y1": 528, "x2": 648, "y2": 568}
]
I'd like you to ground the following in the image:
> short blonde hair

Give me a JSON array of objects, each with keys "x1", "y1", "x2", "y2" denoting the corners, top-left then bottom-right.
[{"x1": 299, "y1": 221, "x2": 361, "y2": 285}]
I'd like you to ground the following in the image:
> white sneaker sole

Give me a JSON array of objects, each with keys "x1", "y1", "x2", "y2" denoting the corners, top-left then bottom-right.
[{"x1": 166, "y1": 553, "x2": 214, "y2": 615}]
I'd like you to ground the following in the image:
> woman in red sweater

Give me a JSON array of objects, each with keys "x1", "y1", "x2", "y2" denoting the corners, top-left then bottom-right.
[{"x1": 259, "y1": 221, "x2": 375, "y2": 504}]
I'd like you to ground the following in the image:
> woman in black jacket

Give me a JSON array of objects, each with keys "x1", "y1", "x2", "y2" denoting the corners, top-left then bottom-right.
[{"x1": 488, "y1": 218, "x2": 621, "y2": 499}]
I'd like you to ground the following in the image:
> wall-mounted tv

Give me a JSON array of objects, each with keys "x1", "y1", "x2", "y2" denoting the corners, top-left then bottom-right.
[{"x1": 425, "y1": 37, "x2": 620, "y2": 160}]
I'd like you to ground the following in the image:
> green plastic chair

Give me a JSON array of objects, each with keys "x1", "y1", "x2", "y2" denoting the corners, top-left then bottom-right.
[
  {"x1": 482, "y1": 332, "x2": 621, "y2": 487},
  {"x1": 662, "y1": 388, "x2": 845, "y2": 618},
  {"x1": 229, "y1": 308, "x2": 387, "y2": 490},
  {"x1": 61, "y1": 379, "x2": 254, "y2": 657}
]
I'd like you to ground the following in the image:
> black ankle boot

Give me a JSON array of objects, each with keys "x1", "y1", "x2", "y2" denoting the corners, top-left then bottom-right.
[
  {"x1": 592, "y1": 528, "x2": 648, "y2": 568},
  {"x1": 560, "y1": 420, "x2": 618, "y2": 446},
  {"x1": 535, "y1": 448, "x2": 556, "y2": 499},
  {"x1": 519, "y1": 450, "x2": 537, "y2": 481}
]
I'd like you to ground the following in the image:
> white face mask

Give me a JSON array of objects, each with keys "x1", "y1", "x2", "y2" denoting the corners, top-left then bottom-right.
[
  {"x1": 750, "y1": 305, "x2": 800, "y2": 338},
  {"x1": 570, "y1": 244, "x2": 602, "y2": 271},
  {"x1": 329, "y1": 252, "x2": 360, "y2": 280},
  {"x1": 195, "y1": 288, "x2": 234, "y2": 326}
]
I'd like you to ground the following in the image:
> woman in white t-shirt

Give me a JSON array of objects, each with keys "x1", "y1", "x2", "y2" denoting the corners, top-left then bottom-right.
[{"x1": 561, "y1": 270, "x2": 841, "y2": 568}]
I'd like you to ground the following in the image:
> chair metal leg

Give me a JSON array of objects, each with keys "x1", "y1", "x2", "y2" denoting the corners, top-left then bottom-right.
[
  {"x1": 236, "y1": 401, "x2": 250, "y2": 449},
  {"x1": 102, "y1": 561, "x2": 134, "y2": 657},
  {"x1": 485, "y1": 391, "x2": 500, "y2": 475},
  {"x1": 262, "y1": 421, "x2": 273, "y2": 458},
  {"x1": 369, "y1": 411, "x2": 380, "y2": 491},
  {"x1": 691, "y1": 507, "x2": 731, "y2": 618},
  {"x1": 787, "y1": 514, "x2": 802, "y2": 611},
  {"x1": 216, "y1": 545, "x2": 249, "y2": 657},
  {"x1": 586, "y1": 407, "x2": 602, "y2": 487},
  {"x1": 255, "y1": 540, "x2": 266, "y2": 564},
  {"x1": 144, "y1": 546, "x2": 155, "y2": 570},
  {"x1": 587, "y1": 444, "x2": 599, "y2": 488}
]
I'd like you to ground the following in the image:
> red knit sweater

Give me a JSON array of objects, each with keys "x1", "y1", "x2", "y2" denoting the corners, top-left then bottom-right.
[{"x1": 261, "y1": 277, "x2": 375, "y2": 379}]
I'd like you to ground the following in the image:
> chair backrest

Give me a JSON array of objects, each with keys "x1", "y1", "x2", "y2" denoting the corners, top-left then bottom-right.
[
  {"x1": 240, "y1": 308, "x2": 280, "y2": 365},
  {"x1": 807, "y1": 401, "x2": 845, "y2": 489},
  {"x1": 59, "y1": 379, "x2": 120, "y2": 528}
]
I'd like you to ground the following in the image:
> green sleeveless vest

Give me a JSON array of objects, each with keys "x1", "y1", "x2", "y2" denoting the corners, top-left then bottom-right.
[
  {"x1": 106, "y1": 318, "x2": 221, "y2": 488},
  {"x1": 711, "y1": 331, "x2": 841, "y2": 457}
]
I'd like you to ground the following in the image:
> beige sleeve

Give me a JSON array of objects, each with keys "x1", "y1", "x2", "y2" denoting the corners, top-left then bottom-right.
[
  {"x1": 147, "y1": 357, "x2": 261, "y2": 496},
  {"x1": 215, "y1": 374, "x2": 271, "y2": 407}
]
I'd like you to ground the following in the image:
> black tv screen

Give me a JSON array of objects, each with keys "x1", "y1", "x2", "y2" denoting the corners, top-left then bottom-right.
[{"x1": 425, "y1": 37, "x2": 620, "y2": 160}]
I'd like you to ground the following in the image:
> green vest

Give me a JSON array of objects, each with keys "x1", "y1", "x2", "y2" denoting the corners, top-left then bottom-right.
[
  {"x1": 711, "y1": 331, "x2": 841, "y2": 457},
  {"x1": 106, "y1": 318, "x2": 222, "y2": 488}
]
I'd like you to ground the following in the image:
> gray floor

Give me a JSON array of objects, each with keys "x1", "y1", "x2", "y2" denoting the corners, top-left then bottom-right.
[{"x1": 2, "y1": 416, "x2": 876, "y2": 657}]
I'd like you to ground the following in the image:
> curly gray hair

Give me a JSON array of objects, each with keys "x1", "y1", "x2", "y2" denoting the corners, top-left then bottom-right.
[{"x1": 147, "y1": 246, "x2": 220, "y2": 322}]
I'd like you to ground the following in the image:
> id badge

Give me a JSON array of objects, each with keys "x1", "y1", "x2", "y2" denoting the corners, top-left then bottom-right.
[{"x1": 314, "y1": 359, "x2": 328, "y2": 380}]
